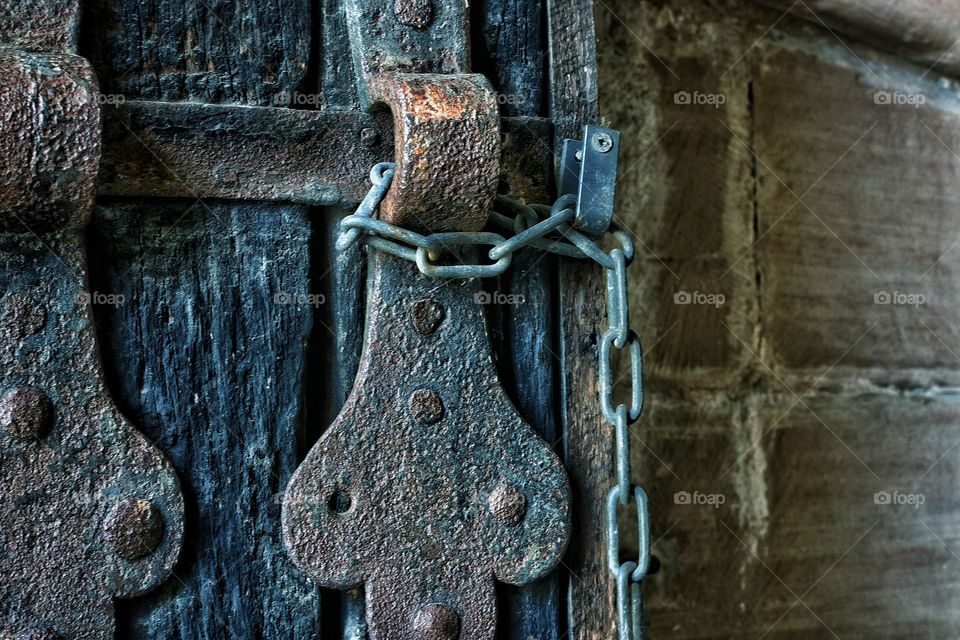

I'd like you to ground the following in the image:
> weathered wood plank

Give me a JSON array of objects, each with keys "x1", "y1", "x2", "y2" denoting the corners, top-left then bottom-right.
[
  {"x1": 88, "y1": 202, "x2": 322, "y2": 638},
  {"x1": 472, "y1": 0, "x2": 545, "y2": 117},
  {"x1": 547, "y1": 0, "x2": 614, "y2": 636},
  {"x1": 474, "y1": 1, "x2": 563, "y2": 638},
  {"x1": 316, "y1": 209, "x2": 369, "y2": 640},
  {"x1": 492, "y1": 251, "x2": 564, "y2": 640},
  {"x1": 83, "y1": 0, "x2": 311, "y2": 105}
]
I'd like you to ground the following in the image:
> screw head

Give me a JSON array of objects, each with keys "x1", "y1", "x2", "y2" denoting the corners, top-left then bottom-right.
[
  {"x1": 0, "y1": 387, "x2": 51, "y2": 439},
  {"x1": 411, "y1": 299, "x2": 445, "y2": 335},
  {"x1": 591, "y1": 132, "x2": 614, "y2": 153},
  {"x1": 409, "y1": 389, "x2": 444, "y2": 424},
  {"x1": 488, "y1": 484, "x2": 527, "y2": 526},
  {"x1": 104, "y1": 498, "x2": 165, "y2": 560},
  {"x1": 414, "y1": 603, "x2": 460, "y2": 640}
]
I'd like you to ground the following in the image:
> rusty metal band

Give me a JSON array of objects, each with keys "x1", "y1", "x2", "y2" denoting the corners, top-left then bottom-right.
[
  {"x1": 367, "y1": 73, "x2": 501, "y2": 232},
  {"x1": 96, "y1": 102, "x2": 550, "y2": 208},
  {"x1": 0, "y1": 8, "x2": 185, "y2": 640}
]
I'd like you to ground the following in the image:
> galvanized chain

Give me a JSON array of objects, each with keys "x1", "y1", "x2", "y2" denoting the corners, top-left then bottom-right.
[{"x1": 339, "y1": 161, "x2": 651, "y2": 640}]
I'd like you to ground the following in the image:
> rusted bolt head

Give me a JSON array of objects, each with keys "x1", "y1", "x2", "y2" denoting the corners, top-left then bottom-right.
[
  {"x1": 2, "y1": 294, "x2": 45, "y2": 338},
  {"x1": 360, "y1": 127, "x2": 379, "y2": 146},
  {"x1": 0, "y1": 387, "x2": 52, "y2": 439},
  {"x1": 591, "y1": 132, "x2": 614, "y2": 153},
  {"x1": 411, "y1": 299, "x2": 445, "y2": 335},
  {"x1": 414, "y1": 603, "x2": 459, "y2": 640},
  {"x1": 16, "y1": 629, "x2": 61, "y2": 640},
  {"x1": 104, "y1": 498, "x2": 165, "y2": 560},
  {"x1": 409, "y1": 389, "x2": 444, "y2": 424},
  {"x1": 488, "y1": 484, "x2": 527, "y2": 526}
]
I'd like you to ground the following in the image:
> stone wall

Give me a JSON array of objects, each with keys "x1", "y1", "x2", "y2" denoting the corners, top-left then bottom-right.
[{"x1": 598, "y1": 1, "x2": 960, "y2": 637}]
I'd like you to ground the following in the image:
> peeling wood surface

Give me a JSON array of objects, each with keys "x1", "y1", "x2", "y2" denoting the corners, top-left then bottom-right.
[
  {"x1": 546, "y1": 0, "x2": 616, "y2": 638},
  {"x1": 84, "y1": 0, "x2": 311, "y2": 105},
  {"x1": 88, "y1": 203, "x2": 321, "y2": 638}
]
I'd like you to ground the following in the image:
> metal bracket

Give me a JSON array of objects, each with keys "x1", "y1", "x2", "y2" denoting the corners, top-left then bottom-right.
[
  {"x1": 283, "y1": 253, "x2": 571, "y2": 639},
  {"x1": 560, "y1": 125, "x2": 622, "y2": 237},
  {"x1": 0, "y1": 48, "x2": 183, "y2": 640}
]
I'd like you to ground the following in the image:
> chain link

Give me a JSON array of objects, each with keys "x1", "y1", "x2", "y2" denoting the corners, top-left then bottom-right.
[{"x1": 339, "y1": 162, "x2": 651, "y2": 639}]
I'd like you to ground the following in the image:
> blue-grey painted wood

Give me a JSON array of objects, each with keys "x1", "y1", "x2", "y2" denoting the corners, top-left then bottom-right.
[
  {"x1": 475, "y1": 0, "x2": 565, "y2": 637},
  {"x1": 493, "y1": 250, "x2": 565, "y2": 640},
  {"x1": 88, "y1": 202, "x2": 322, "y2": 638},
  {"x1": 317, "y1": 209, "x2": 369, "y2": 640}
]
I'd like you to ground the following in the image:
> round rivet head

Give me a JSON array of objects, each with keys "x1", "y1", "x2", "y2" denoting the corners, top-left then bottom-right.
[
  {"x1": 0, "y1": 387, "x2": 51, "y2": 439},
  {"x1": 414, "y1": 603, "x2": 459, "y2": 640},
  {"x1": 488, "y1": 484, "x2": 527, "y2": 526},
  {"x1": 104, "y1": 498, "x2": 164, "y2": 560},
  {"x1": 409, "y1": 389, "x2": 444, "y2": 424},
  {"x1": 411, "y1": 299, "x2": 445, "y2": 335}
]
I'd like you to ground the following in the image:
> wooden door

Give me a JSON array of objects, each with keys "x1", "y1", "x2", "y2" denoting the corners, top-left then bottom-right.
[{"x1": 0, "y1": 0, "x2": 621, "y2": 637}]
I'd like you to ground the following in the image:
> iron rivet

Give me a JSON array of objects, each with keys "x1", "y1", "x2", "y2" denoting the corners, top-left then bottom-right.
[
  {"x1": 2, "y1": 294, "x2": 45, "y2": 338},
  {"x1": 360, "y1": 127, "x2": 379, "y2": 146},
  {"x1": 414, "y1": 603, "x2": 460, "y2": 640},
  {"x1": 488, "y1": 484, "x2": 527, "y2": 526},
  {"x1": 395, "y1": 0, "x2": 433, "y2": 29},
  {"x1": 104, "y1": 498, "x2": 165, "y2": 560},
  {"x1": 591, "y1": 132, "x2": 613, "y2": 153},
  {"x1": 16, "y1": 629, "x2": 61, "y2": 640},
  {"x1": 0, "y1": 387, "x2": 51, "y2": 439},
  {"x1": 409, "y1": 389, "x2": 444, "y2": 424},
  {"x1": 411, "y1": 299, "x2": 445, "y2": 335}
]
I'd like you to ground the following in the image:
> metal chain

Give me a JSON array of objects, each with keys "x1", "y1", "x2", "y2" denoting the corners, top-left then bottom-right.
[{"x1": 339, "y1": 161, "x2": 651, "y2": 640}]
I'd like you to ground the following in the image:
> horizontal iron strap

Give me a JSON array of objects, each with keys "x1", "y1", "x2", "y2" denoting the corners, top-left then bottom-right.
[{"x1": 97, "y1": 101, "x2": 553, "y2": 207}]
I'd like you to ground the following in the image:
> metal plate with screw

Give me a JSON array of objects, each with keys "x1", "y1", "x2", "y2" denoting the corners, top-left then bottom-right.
[{"x1": 560, "y1": 124, "x2": 622, "y2": 237}]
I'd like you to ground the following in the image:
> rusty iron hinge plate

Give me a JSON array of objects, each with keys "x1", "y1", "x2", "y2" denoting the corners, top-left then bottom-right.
[
  {"x1": 0, "y1": 46, "x2": 184, "y2": 640},
  {"x1": 283, "y1": 253, "x2": 571, "y2": 639}
]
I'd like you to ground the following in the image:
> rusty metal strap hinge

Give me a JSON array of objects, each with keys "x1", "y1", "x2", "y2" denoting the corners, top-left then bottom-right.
[
  {"x1": 0, "y1": 6, "x2": 185, "y2": 639},
  {"x1": 281, "y1": 2, "x2": 573, "y2": 640}
]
